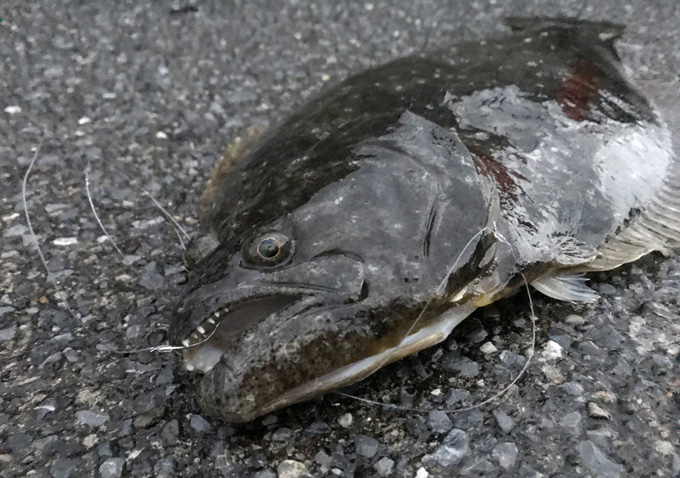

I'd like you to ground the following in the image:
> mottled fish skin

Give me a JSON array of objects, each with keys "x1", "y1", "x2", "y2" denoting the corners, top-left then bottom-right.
[{"x1": 169, "y1": 18, "x2": 679, "y2": 422}]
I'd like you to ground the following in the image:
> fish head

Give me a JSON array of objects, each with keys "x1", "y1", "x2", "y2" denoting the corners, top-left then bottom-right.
[{"x1": 169, "y1": 112, "x2": 500, "y2": 422}]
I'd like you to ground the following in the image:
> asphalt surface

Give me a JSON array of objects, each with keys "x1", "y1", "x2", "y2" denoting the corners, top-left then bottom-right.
[{"x1": 1, "y1": 1, "x2": 679, "y2": 477}]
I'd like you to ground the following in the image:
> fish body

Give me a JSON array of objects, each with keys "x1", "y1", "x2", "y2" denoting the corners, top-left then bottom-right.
[{"x1": 169, "y1": 18, "x2": 680, "y2": 422}]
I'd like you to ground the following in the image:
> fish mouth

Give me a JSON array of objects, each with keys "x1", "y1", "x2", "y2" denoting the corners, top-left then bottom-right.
[{"x1": 181, "y1": 295, "x2": 302, "y2": 373}]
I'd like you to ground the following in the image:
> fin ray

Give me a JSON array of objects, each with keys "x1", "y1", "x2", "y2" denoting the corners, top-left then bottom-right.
[
  {"x1": 531, "y1": 274, "x2": 599, "y2": 303},
  {"x1": 588, "y1": 154, "x2": 680, "y2": 271}
]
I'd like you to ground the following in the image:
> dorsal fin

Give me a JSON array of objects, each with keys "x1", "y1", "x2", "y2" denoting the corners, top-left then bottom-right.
[
  {"x1": 200, "y1": 125, "x2": 265, "y2": 219},
  {"x1": 588, "y1": 136, "x2": 680, "y2": 271},
  {"x1": 504, "y1": 17, "x2": 625, "y2": 43}
]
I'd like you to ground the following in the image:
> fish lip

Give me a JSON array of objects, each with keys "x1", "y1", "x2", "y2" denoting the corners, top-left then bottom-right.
[
  {"x1": 179, "y1": 294, "x2": 320, "y2": 374},
  {"x1": 183, "y1": 294, "x2": 304, "y2": 345},
  {"x1": 169, "y1": 283, "x2": 342, "y2": 347}
]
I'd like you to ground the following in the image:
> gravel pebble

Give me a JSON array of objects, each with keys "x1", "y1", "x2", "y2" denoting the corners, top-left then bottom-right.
[
  {"x1": 76, "y1": 410, "x2": 109, "y2": 427},
  {"x1": 578, "y1": 440, "x2": 623, "y2": 478},
  {"x1": 492, "y1": 442, "x2": 519, "y2": 470},
  {"x1": 337, "y1": 413, "x2": 353, "y2": 428},
  {"x1": 374, "y1": 457, "x2": 394, "y2": 477},
  {"x1": 442, "y1": 353, "x2": 480, "y2": 377},
  {"x1": 277, "y1": 460, "x2": 312, "y2": 478},
  {"x1": 493, "y1": 410, "x2": 514, "y2": 433},
  {"x1": 99, "y1": 458, "x2": 125, "y2": 478},
  {"x1": 189, "y1": 414, "x2": 213, "y2": 433},
  {"x1": 355, "y1": 434, "x2": 380, "y2": 458},
  {"x1": 428, "y1": 410, "x2": 453, "y2": 434},
  {"x1": 565, "y1": 314, "x2": 586, "y2": 325},
  {"x1": 415, "y1": 467, "x2": 429, "y2": 478},
  {"x1": 541, "y1": 340, "x2": 563, "y2": 360},
  {"x1": 133, "y1": 406, "x2": 166, "y2": 429},
  {"x1": 153, "y1": 457, "x2": 176, "y2": 478},
  {"x1": 271, "y1": 427, "x2": 293, "y2": 442},
  {"x1": 50, "y1": 458, "x2": 80, "y2": 478},
  {"x1": 479, "y1": 341, "x2": 498, "y2": 354},
  {"x1": 430, "y1": 428, "x2": 469, "y2": 467},
  {"x1": 588, "y1": 402, "x2": 613, "y2": 420},
  {"x1": 0, "y1": 326, "x2": 17, "y2": 342},
  {"x1": 559, "y1": 381, "x2": 584, "y2": 396},
  {"x1": 559, "y1": 411, "x2": 583, "y2": 435}
]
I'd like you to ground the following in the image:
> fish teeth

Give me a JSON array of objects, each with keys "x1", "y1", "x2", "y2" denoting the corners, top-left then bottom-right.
[
  {"x1": 197, "y1": 326, "x2": 206, "y2": 334},
  {"x1": 207, "y1": 318, "x2": 216, "y2": 324},
  {"x1": 182, "y1": 339, "x2": 190, "y2": 347}
]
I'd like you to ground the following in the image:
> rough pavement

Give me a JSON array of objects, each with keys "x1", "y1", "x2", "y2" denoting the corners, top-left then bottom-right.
[{"x1": 2, "y1": 1, "x2": 679, "y2": 477}]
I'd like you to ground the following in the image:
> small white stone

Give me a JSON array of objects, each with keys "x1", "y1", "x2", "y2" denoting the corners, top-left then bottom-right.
[
  {"x1": 587, "y1": 402, "x2": 612, "y2": 420},
  {"x1": 541, "y1": 340, "x2": 563, "y2": 360},
  {"x1": 480, "y1": 341, "x2": 498, "y2": 354},
  {"x1": 156, "y1": 131, "x2": 168, "y2": 139},
  {"x1": 277, "y1": 460, "x2": 310, "y2": 478},
  {"x1": 415, "y1": 467, "x2": 429, "y2": 478},
  {"x1": 565, "y1": 314, "x2": 585, "y2": 325},
  {"x1": 338, "y1": 413, "x2": 353, "y2": 428},
  {"x1": 5, "y1": 105, "x2": 22, "y2": 114},
  {"x1": 78, "y1": 116, "x2": 91, "y2": 125},
  {"x1": 53, "y1": 237, "x2": 78, "y2": 246},
  {"x1": 430, "y1": 388, "x2": 442, "y2": 396},
  {"x1": 654, "y1": 440, "x2": 674, "y2": 456}
]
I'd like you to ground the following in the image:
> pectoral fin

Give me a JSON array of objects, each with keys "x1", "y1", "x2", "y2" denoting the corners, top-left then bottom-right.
[{"x1": 531, "y1": 274, "x2": 599, "y2": 303}]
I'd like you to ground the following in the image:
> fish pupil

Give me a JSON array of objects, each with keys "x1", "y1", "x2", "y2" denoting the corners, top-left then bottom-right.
[{"x1": 257, "y1": 238, "x2": 281, "y2": 259}]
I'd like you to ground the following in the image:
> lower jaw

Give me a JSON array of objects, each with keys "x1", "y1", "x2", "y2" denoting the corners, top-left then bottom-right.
[{"x1": 253, "y1": 304, "x2": 476, "y2": 419}]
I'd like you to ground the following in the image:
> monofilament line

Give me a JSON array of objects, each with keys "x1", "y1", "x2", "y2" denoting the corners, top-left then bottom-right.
[
  {"x1": 84, "y1": 161, "x2": 135, "y2": 271},
  {"x1": 22, "y1": 138, "x2": 51, "y2": 280},
  {"x1": 143, "y1": 190, "x2": 190, "y2": 250},
  {"x1": 23, "y1": 144, "x2": 190, "y2": 357}
]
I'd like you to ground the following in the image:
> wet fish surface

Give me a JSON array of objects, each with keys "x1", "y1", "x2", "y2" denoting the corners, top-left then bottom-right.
[{"x1": 169, "y1": 18, "x2": 680, "y2": 422}]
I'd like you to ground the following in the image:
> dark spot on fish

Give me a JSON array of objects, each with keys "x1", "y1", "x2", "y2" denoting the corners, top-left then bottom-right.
[
  {"x1": 556, "y1": 59, "x2": 599, "y2": 122},
  {"x1": 423, "y1": 206, "x2": 437, "y2": 257},
  {"x1": 170, "y1": 5, "x2": 198, "y2": 15},
  {"x1": 358, "y1": 281, "x2": 369, "y2": 301},
  {"x1": 311, "y1": 248, "x2": 364, "y2": 263},
  {"x1": 470, "y1": 147, "x2": 526, "y2": 203}
]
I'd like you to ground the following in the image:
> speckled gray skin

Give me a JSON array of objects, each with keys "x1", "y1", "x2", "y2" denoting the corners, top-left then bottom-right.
[{"x1": 170, "y1": 19, "x2": 678, "y2": 422}]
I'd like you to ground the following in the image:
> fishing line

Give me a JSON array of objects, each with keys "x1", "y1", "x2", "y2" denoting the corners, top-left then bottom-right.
[
  {"x1": 84, "y1": 159, "x2": 220, "y2": 355},
  {"x1": 22, "y1": 140, "x2": 202, "y2": 358},
  {"x1": 85, "y1": 161, "x2": 140, "y2": 276}
]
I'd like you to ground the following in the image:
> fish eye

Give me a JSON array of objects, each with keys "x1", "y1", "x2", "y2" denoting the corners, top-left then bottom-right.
[
  {"x1": 257, "y1": 237, "x2": 282, "y2": 260},
  {"x1": 245, "y1": 232, "x2": 293, "y2": 266}
]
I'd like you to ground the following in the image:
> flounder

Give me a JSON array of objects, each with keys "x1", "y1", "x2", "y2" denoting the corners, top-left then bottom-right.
[{"x1": 169, "y1": 18, "x2": 680, "y2": 422}]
